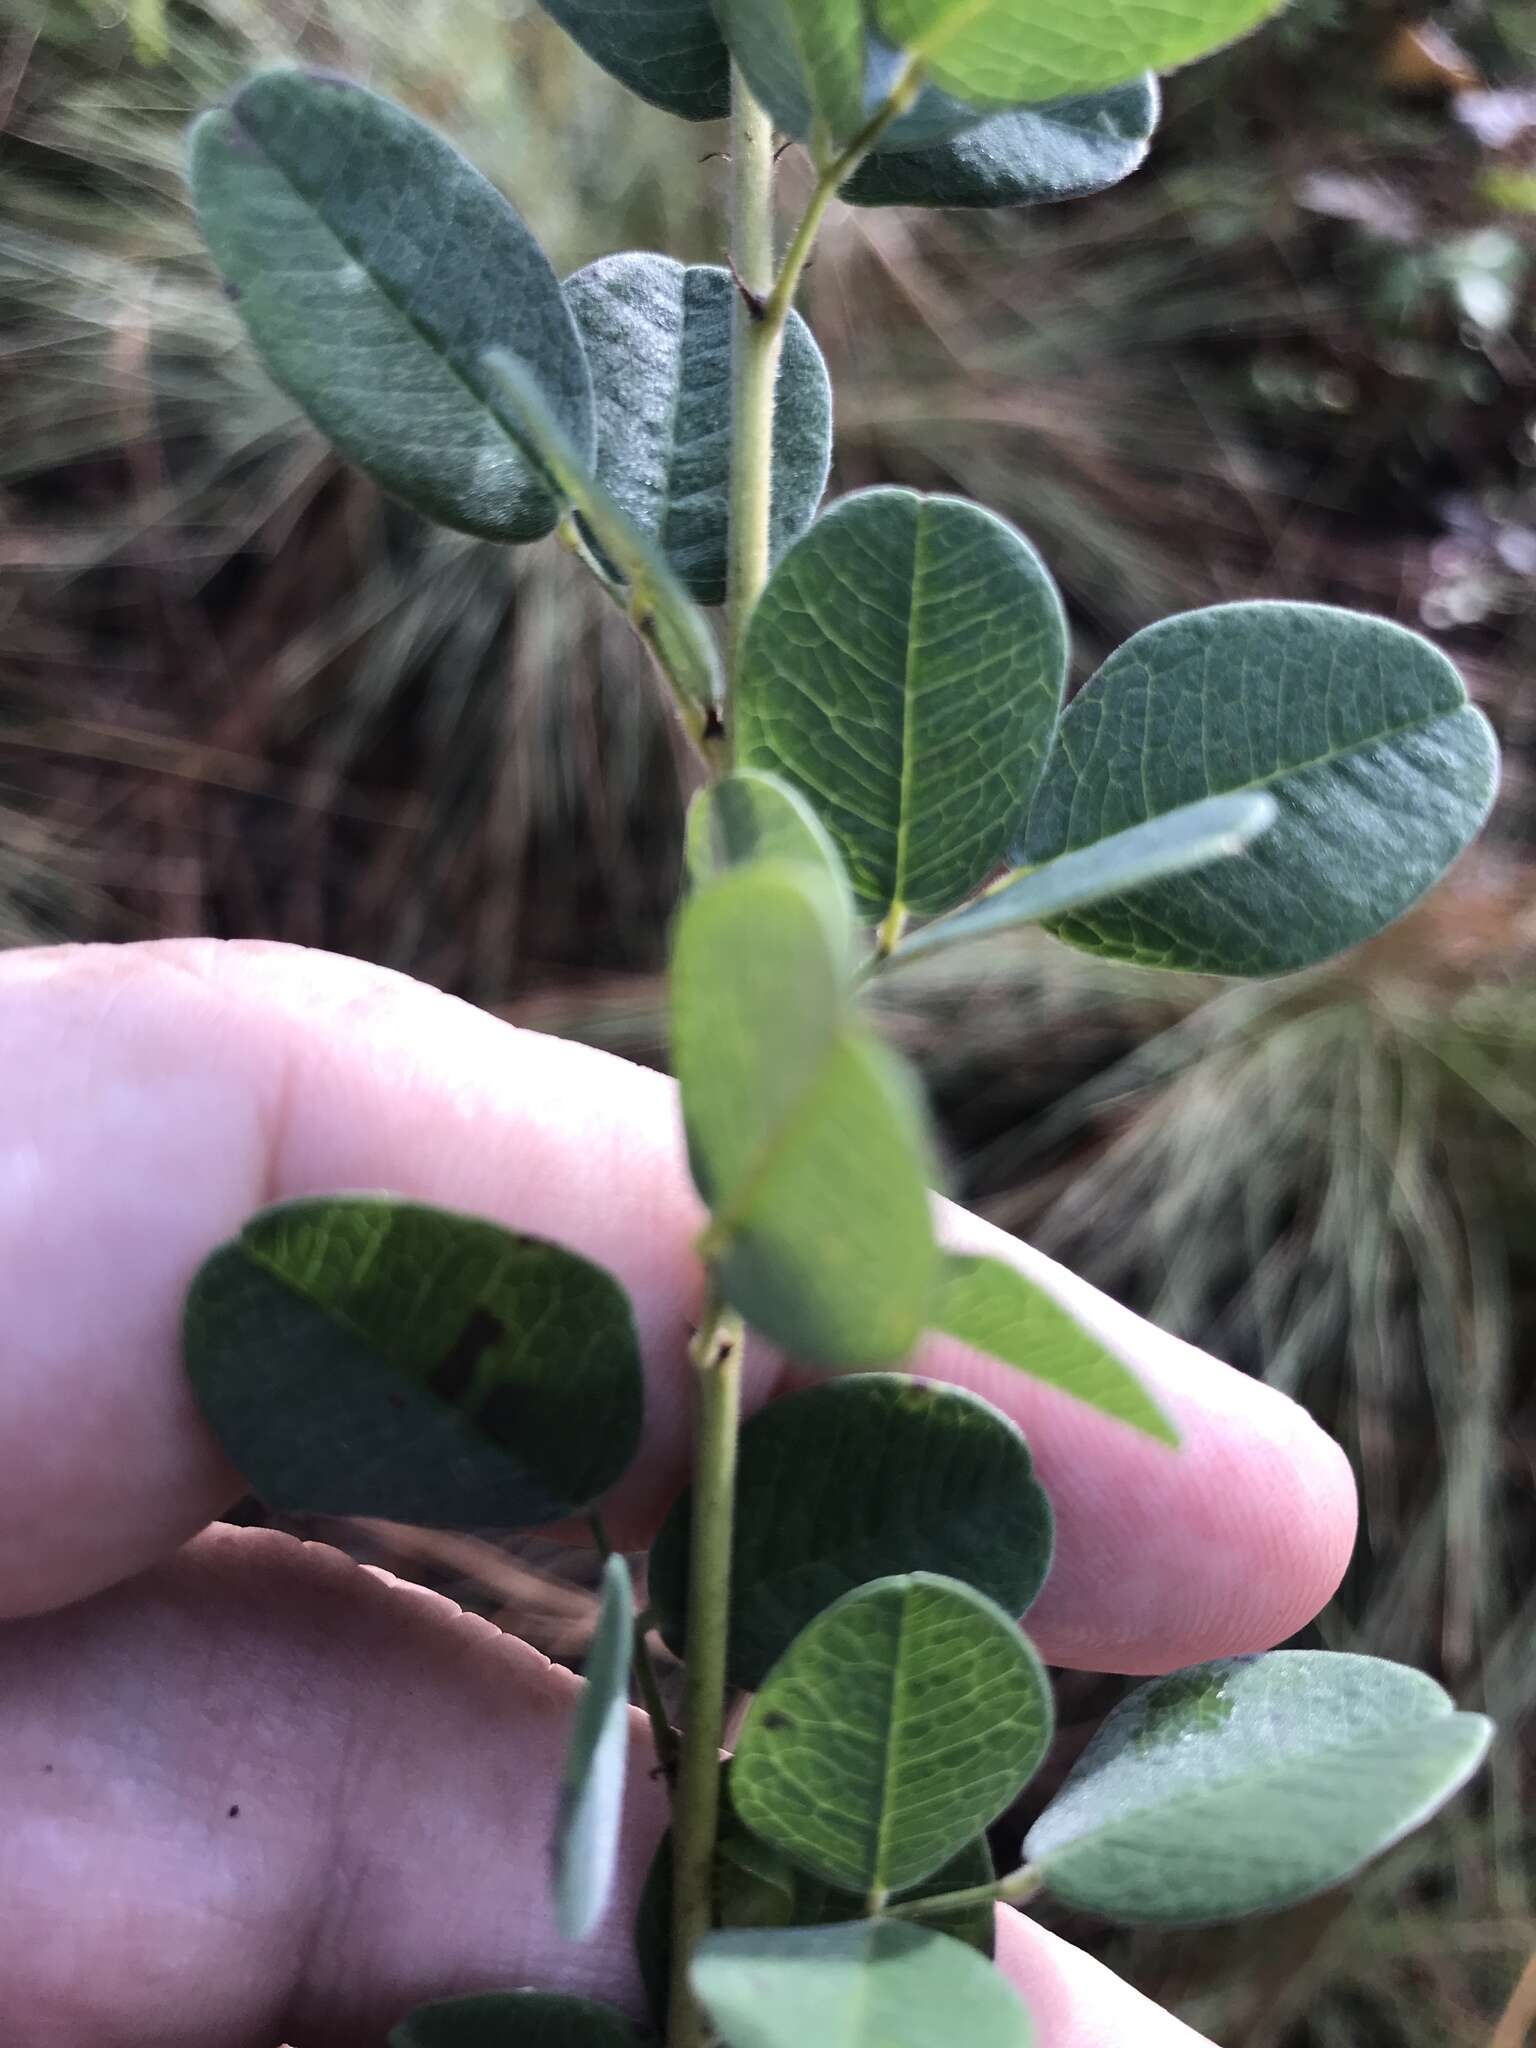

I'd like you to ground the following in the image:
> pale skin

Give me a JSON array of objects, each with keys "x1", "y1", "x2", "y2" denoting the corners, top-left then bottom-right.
[{"x1": 0, "y1": 940, "x2": 1359, "y2": 2048}]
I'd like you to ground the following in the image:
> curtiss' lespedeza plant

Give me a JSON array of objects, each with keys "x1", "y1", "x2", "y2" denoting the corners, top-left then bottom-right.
[{"x1": 178, "y1": 4, "x2": 1501, "y2": 2043}]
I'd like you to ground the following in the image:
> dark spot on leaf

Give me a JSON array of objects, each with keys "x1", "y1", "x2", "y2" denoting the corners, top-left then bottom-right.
[
  {"x1": 1133, "y1": 1670, "x2": 1236, "y2": 1753},
  {"x1": 430, "y1": 1305, "x2": 504, "y2": 1406},
  {"x1": 42, "y1": 1764, "x2": 54, "y2": 1774},
  {"x1": 761, "y1": 1711, "x2": 792, "y2": 1733},
  {"x1": 227, "y1": 1805, "x2": 241, "y2": 1818},
  {"x1": 222, "y1": 280, "x2": 242, "y2": 303}
]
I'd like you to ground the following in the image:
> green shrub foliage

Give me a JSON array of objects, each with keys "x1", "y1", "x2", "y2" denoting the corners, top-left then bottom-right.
[{"x1": 183, "y1": 6, "x2": 1498, "y2": 2043}]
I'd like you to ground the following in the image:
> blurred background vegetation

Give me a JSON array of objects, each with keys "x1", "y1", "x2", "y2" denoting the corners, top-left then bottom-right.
[{"x1": 2, "y1": 0, "x2": 1535, "y2": 2039}]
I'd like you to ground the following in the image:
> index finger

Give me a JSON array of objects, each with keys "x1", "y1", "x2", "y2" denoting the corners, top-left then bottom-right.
[{"x1": 0, "y1": 939, "x2": 1355, "y2": 1669}]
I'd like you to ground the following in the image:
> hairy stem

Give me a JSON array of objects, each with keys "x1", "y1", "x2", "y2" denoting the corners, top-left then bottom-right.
[
  {"x1": 666, "y1": 1300, "x2": 746, "y2": 2048},
  {"x1": 725, "y1": 66, "x2": 780, "y2": 687},
  {"x1": 885, "y1": 1864, "x2": 1044, "y2": 1924}
]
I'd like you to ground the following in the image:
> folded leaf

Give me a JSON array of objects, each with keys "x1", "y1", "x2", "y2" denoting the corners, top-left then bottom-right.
[
  {"x1": 896, "y1": 792, "x2": 1275, "y2": 964},
  {"x1": 553, "y1": 1554, "x2": 635, "y2": 1942},
  {"x1": 692, "y1": 1921, "x2": 1034, "y2": 2048},
  {"x1": 538, "y1": 0, "x2": 730, "y2": 120},
  {"x1": 874, "y1": 0, "x2": 1287, "y2": 106},
  {"x1": 673, "y1": 861, "x2": 939, "y2": 1366},
  {"x1": 737, "y1": 489, "x2": 1067, "y2": 924},
  {"x1": 648, "y1": 1374, "x2": 1053, "y2": 1686},
  {"x1": 845, "y1": 77, "x2": 1159, "y2": 209},
  {"x1": 1026, "y1": 1652, "x2": 1494, "y2": 1924},
  {"x1": 732, "y1": 1572, "x2": 1052, "y2": 1893},
  {"x1": 933, "y1": 1253, "x2": 1178, "y2": 1445},
  {"x1": 1024, "y1": 601, "x2": 1499, "y2": 975},
  {"x1": 564, "y1": 255, "x2": 831, "y2": 605},
  {"x1": 184, "y1": 1198, "x2": 645, "y2": 1528},
  {"x1": 482, "y1": 350, "x2": 723, "y2": 720},
  {"x1": 189, "y1": 70, "x2": 588, "y2": 544}
]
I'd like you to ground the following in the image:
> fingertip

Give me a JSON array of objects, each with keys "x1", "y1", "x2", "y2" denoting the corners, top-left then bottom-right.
[
  {"x1": 924, "y1": 1211, "x2": 1358, "y2": 1673},
  {"x1": 994, "y1": 1909, "x2": 1212, "y2": 2045}
]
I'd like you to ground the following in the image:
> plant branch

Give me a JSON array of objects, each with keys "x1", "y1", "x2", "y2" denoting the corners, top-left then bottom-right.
[
  {"x1": 665, "y1": 1297, "x2": 746, "y2": 2048},
  {"x1": 885, "y1": 1864, "x2": 1044, "y2": 1924},
  {"x1": 725, "y1": 66, "x2": 780, "y2": 688},
  {"x1": 761, "y1": 57, "x2": 926, "y2": 335}
]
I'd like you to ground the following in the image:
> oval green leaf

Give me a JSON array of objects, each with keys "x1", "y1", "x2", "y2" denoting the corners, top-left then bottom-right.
[
  {"x1": 538, "y1": 0, "x2": 731, "y2": 121},
  {"x1": 932, "y1": 1253, "x2": 1178, "y2": 1444},
  {"x1": 737, "y1": 489, "x2": 1068, "y2": 925},
  {"x1": 189, "y1": 70, "x2": 589, "y2": 544},
  {"x1": 391, "y1": 1991, "x2": 643, "y2": 2047},
  {"x1": 845, "y1": 76, "x2": 1158, "y2": 209},
  {"x1": 648, "y1": 1375, "x2": 1053, "y2": 1688},
  {"x1": 875, "y1": 0, "x2": 1286, "y2": 106},
  {"x1": 1023, "y1": 602, "x2": 1500, "y2": 976},
  {"x1": 693, "y1": 1920, "x2": 1034, "y2": 2048},
  {"x1": 896, "y1": 792, "x2": 1275, "y2": 964},
  {"x1": 564, "y1": 255, "x2": 831, "y2": 606},
  {"x1": 635, "y1": 1818, "x2": 995, "y2": 2028},
  {"x1": 712, "y1": 0, "x2": 870, "y2": 148},
  {"x1": 184, "y1": 1197, "x2": 645, "y2": 1528},
  {"x1": 554, "y1": 1553, "x2": 636, "y2": 1942},
  {"x1": 1026, "y1": 1651, "x2": 1494, "y2": 1924},
  {"x1": 685, "y1": 771, "x2": 848, "y2": 896},
  {"x1": 673, "y1": 861, "x2": 939, "y2": 1367},
  {"x1": 732, "y1": 1572, "x2": 1053, "y2": 1894}
]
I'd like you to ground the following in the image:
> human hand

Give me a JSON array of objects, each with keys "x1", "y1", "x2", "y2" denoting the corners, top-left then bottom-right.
[{"x1": 0, "y1": 941, "x2": 1356, "y2": 2047}]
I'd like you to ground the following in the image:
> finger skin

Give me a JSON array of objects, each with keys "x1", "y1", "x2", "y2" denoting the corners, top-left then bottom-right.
[
  {"x1": 0, "y1": 1528, "x2": 666, "y2": 2048},
  {"x1": 0, "y1": 940, "x2": 1356, "y2": 1670},
  {"x1": 994, "y1": 1911, "x2": 1213, "y2": 2046},
  {"x1": 0, "y1": 1529, "x2": 1219, "y2": 2048}
]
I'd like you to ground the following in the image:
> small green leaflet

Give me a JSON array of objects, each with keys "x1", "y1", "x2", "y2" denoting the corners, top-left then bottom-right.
[
  {"x1": 737, "y1": 489, "x2": 1067, "y2": 925},
  {"x1": 685, "y1": 771, "x2": 848, "y2": 899},
  {"x1": 537, "y1": 0, "x2": 731, "y2": 121},
  {"x1": 183, "y1": 1197, "x2": 645, "y2": 1528},
  {"x1": 482, "y1": 350, "x2": 723, "y2": 723},
  {"x1": 564, "y1": 256, "x2": 831, "y2": 606},
  {"x1": 673, "y1": 860, "x2": 939, "y2": 1367},
  {"x1": 1026, "y1": 1652, "x2": 1494, "y2": 1924},
  {"x1": 648, "y1": 1374, "x2": 1053, "y2": 1688},
  {"x1": 553, "y1": 1554, "x2": 635, "y2": 1942},
  {"x1": 731, "y1": 1572, "x2": 1053, "y2": 1894},
  {"x1": 390, "y1": 1991, "x2": 642, "y2": 2046},
  {"x1": 189, "y1": 70, "x2": 588, "y2": 545},
  {"x1": 845, "y1": 76, "x2": 1159, "y2": 210},
  {"x1": 874, "y1": 0, "x2": 1288, "y2": 106},
  {"x1": 933, "y1": 1254, "x2": 1178, "y2": 1445},
  {"x1": 693, "y1": 1920, "x2": 1035, "y2": 2048},
  {"x1": 635, "y1": 1821, "x2": 997, "y2": 2029},
  {"x1": 1022, "y1": 601, "x2": 1499, "y2": 976},
  {"x1": 895, "y1": 792, "x2": 1275, "y2": 964}
]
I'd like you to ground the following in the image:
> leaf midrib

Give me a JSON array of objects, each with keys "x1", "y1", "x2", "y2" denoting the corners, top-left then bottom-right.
[
  {"x1": 888, "y1": 499, "x2": 928, "y2": 919},
  {"x1": 708, "y1": 1018, "x2": 852, "y2": 1243},
  {"x1": 1035, "y1": 1705, "x2": 1467, "y2": 1871},
  {"x1": 1059, "y1": 697, "x2": 1474, "y2": 851}
]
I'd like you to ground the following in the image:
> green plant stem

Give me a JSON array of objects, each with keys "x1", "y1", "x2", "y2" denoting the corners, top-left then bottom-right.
[
  {"x1": 725, "y1": 66, "x2": 780, "y2": 688},
  {"x1": 725, "y1": 57, "x2": 927, "y2": 695},
  {"x1": 666, "y1": 1298, "x2": 746, "y2": 2048},
  {"x1": 885, "y1": 1864, "x2": 1044, "y2": 1924},
  {"x1": 588, "y1": 1513, "x2": 681, "y2": 1787}
]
